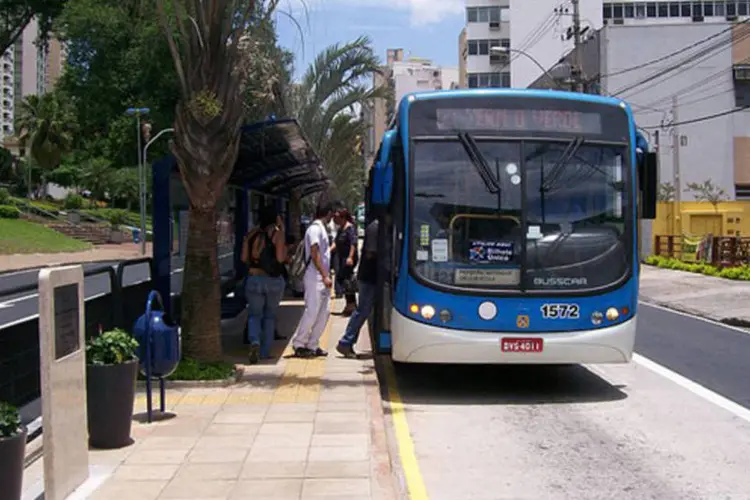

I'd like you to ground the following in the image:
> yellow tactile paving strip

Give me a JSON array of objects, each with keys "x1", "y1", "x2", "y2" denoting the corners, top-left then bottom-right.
[{"x1": 134, "y1": 302, "x2": 333, "y2": 409}]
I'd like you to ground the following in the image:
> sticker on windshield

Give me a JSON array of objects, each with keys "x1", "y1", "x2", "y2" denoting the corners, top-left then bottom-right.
[
  {"x1": 420, "y1": 225, "x2": 430, "y2": 246},
  {"x1": 540, "y1": 303, "x2": 580, "y2": 319},
  {"x1": 469, "y1": 240, "x2": 513, "y2": 263},
  {"x1": 431, "y1": 239, "x2": 448, "y2": 262},
  {"x1": 527, "y1": 225, "x2": 542, "y2": 240},
  {"x1": 416, "y1": 250, "x2": 429, "y2": 261}
]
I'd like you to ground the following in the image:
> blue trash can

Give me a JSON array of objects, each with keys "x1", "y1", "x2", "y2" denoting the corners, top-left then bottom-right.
[
  {"x1": 132, "y1": 228, "x2": 141, "y2": 244},
  {"x1": 133, "y1": 291, "x2": 181, "y2": 378}
]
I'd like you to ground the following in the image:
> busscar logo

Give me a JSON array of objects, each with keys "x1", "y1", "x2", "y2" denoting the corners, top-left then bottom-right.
[
  {"x1": 516, "y1": 315, "x2": 529, "y2": 328},
  {"x1": 533, "y1": 277, "x2": 588, "y2": 286}
]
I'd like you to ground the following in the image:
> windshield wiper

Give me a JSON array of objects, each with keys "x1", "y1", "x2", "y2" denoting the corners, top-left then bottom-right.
[
  {"x1": 457, "y1": 131, "x2": 501, "y2": 194},
  {"x1": 542, "y1": 136, "x2": 584, "y2": 191}
]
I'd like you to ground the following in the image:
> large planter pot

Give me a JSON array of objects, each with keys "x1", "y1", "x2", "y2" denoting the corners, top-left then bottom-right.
[
  {"x1": 109, "y1": 229, "x2": 125, "y2": 244},
  {"x1": 86, "y1": 360, "x2": 138, "y2": 449},
  {"x1": 0, "y1": 426, "x2": 27, "y2": 500}
]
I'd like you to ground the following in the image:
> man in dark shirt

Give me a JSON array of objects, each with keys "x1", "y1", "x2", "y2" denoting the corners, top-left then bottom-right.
[{"x1": 336, "y1": 219, "x2": 379, "y2": 357}]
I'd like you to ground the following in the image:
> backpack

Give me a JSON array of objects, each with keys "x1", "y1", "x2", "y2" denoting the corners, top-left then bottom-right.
[
  {"x1": 248, "y1": 229, "x2": 285, "y2": 278},
  {"x1": 288, "y1": 240, "x2": 311, "y2": 282}
]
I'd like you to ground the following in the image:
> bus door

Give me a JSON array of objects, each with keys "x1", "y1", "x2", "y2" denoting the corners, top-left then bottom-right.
[{"x1": 371, "y1": 139, "x2": 405, "y2": 354}]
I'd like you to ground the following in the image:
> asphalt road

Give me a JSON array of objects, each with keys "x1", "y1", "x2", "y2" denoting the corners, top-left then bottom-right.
[
  {"x1": 388, "y1": 303, "x2": 750, "y2": 499},
  {"x1": 0, "y1": 251, "x2": 235, "y2": 326}
]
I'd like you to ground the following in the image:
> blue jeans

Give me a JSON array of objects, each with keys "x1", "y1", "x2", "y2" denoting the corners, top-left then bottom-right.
[
  {"x1": 245, "y1": 275, "x2": 285, "y2": 359},
  {"x1": 339, "y1": 281, "x2": 376, "y2": 347}
]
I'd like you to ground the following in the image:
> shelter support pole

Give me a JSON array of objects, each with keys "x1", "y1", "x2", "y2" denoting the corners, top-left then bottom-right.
[
  {"x1": 152, "y1": 158, "x2": 172, "y2": 316},
  {"x1": 234, "y1": 187, "x2": 249, "y2": 281}
]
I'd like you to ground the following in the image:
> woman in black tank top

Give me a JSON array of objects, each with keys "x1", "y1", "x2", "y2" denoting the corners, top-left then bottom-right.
[{"x1": 241, "y1": 205, "x2": 287, "y2": 364}]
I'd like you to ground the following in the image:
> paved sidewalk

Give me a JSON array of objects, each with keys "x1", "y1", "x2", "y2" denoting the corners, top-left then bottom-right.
[
  {"x1": 640, "y1": 265, "x2": 750, "y2": 323},
  {"x1": 24, "y1": 298, "x2": 397, "y2": 500},
  {"x1": 0, "y1": 243, "x2": 154, "y2": 273}
]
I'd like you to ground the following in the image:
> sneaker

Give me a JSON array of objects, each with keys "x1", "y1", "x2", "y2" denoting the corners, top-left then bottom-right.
[
  {"x1": 336, "y1": 343, "x2": 356, "y2": 358},
  {"x1": 248, "y1": 344, "x2": 260, "y2": 364},
  {"x1": 313, "y1": 348, "x2": 328, "y2": 357},
  {"x1": 294, "y1": 347, "x2": 312, "y2": 358}
]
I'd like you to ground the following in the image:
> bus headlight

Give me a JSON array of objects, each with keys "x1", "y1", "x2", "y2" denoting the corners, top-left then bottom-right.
[
  {"x1": 591, "y1": 311, "x2": 603, "y2": 325},
  {"x1": 421, "y1": 305, "x2": 436, "y2": 320},
  {"x1": 606, "y1": 307, "x2": 620, "y2": 321}
]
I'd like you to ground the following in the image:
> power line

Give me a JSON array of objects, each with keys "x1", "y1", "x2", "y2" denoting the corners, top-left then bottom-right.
[
  {"x1": 613, "y1": 26, "x2": 750, "y2": 97},
  {"x1": 641, "y1": 105, "x2": 750, "y2": 129},
  {"x1": 602, "y1": 21, "x2": 746, "y2": 78}
]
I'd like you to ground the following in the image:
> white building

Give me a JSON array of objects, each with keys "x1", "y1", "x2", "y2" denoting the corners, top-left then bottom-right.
[
  {"x1": 391, "y1": 57, "x2": 459, "y2": 103},
  {"x1": 462, "y1": 0, "x2": 512, "y2": 88}
]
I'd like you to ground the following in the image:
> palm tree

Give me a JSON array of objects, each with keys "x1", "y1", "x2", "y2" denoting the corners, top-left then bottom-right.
[
  {"x1": 14, "y1": 92, "x2": 76, "y2": 192},
  {"x1": 288, "y1": 36, "x2": 389, "y2": 217},
  {"x1": 157, "y1": 0, "x2": 279, "y2": 361}
]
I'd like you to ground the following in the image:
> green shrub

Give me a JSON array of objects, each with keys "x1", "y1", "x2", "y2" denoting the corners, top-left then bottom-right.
[
  {"x1": 0, "y1": 205, "x2": 21, "y2": 219},
  {"x1": 0, "y1": 187, "x2": 10, "y2": 205},
  {"x1": 644, "y1": 255, "x2": 750, "y2": 280},
  {"x1": 86, "y1": 328, "x2": 139, "y2": 366},
  {"x1": 63, "y1": 193, "x2": 84, "y2": 210},
  {"x1": 0, "y1": 402, "x2": 21, "y2": 438}
]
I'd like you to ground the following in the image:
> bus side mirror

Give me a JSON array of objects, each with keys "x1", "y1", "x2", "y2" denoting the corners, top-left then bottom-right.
[{"x1": 638, "y1": 151, "x2": 657, "y2": 219}]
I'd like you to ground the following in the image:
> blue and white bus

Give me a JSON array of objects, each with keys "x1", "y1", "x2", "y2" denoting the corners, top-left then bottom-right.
[{"x1": 366, "y1": 89, "x2": 657, "y2": 364}]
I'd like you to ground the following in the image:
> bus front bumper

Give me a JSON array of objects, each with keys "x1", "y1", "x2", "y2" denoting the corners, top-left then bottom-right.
[{"x1": 391, "y1": 309, "x2": 636, "y2": 364}]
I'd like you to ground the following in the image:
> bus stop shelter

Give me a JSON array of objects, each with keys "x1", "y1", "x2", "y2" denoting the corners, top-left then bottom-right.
[{"x1": 151, "y1": 117, "x2": 329, "y2": 315}]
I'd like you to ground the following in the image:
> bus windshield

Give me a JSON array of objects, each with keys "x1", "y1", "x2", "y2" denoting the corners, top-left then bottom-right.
[{"x1": 411, "y1": 139, "x2": 631, "y2": 292}]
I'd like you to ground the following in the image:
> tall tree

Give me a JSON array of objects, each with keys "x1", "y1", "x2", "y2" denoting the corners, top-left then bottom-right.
[
  {"x1": 55, "y1": 0, "x2": 179, "y2": 165},
  {"x1": 0, "y1": 0, "x2": 66, "y2": 53},
  {"x1": 289, "y1": 37, "x2": 388, "y2": 208},
  {"x1": 14, "y1": 92, "x2": 76, "y2": 186},
  {"x1": 156, "y1": 0, "x2": 279, "y2": 361}
]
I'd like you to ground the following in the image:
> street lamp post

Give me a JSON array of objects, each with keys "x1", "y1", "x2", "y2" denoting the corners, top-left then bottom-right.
[
  {"x1": 125, "y1": 107, "x2": 150, "y2": 254},
  {"x1": 142, "y1": 127, "x2": 174, "y2": 253},
  {"x1": 490, "y1": 47, "x2": 564, "y2": 90}
]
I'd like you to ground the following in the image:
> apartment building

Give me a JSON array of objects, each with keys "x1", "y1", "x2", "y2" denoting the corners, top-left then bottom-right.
[
  {"x1": 602, "y1": 1, "x2": 750, "y2": 24},
  {"x1": 1, "y1": 18, "x2": 65, "y2": 139},
  {"x1": 460, "y1": 0, "x2": 512, "y2": 88},
  {"x1": 363, "y1": 49, "x2": 459, "y2": 171}
]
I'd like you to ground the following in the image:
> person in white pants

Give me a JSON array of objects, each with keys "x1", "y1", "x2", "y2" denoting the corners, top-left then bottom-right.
[{"x1": 291, "y1": 201, "x2": 335, "y2": 357}]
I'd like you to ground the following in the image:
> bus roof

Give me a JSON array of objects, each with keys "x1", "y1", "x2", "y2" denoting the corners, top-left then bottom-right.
[{"x1": 398, "y1": 88, "x2": 630, "y2": 113}]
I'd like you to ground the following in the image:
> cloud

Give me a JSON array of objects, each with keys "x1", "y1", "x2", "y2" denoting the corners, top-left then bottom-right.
[{"x1": 290, "y1": 0, "x2": 464, "y2": 26}]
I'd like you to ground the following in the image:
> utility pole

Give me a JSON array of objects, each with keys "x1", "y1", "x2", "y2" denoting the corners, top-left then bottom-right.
[
  {"x1": 672, "y1": 96, "x2": 682, "y2": 237},
  {"x1": 571, "y1": 0, "x2": 583, "y2": 92}
]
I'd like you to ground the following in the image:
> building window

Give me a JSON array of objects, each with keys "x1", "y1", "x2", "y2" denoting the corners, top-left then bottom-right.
[
  {"x1": 625, "y1": 4, "x2": 635, "y2": 16},
  {"x1": 603, "y1": 4, "x2": 612, "y2": 18},
  {"x1": 636, "y1": 3, "x2": 647, "y2": 17},
  {"x1": 716, "y1": 2, "x2": 726, "y2": 16},
  {"x1": 704, "y1": 2, "x2": 714, "y2": 15},
  {"x1": 658, "y1": 2, "x2": 669, "y2": 16},
  {"x1": 467, "y1": 6, "x2": 509, "y2": 23},
  {"x1": 647, "y1": 2, "x2": 657, "y2": 16},
  {"x1": 669, "y1": 1, "x2": 680, "y2": 15},
  {"x1": 613, "y1": 3, "x2": 624, "y2": 17},
  {"x1": 740, "y1": 1, "x2": 748, "y2": 15},
  {"x1": 692, "y1": 2, "x2": 703, "y2": 15},
  {"x1": 467, "y1": 72, "x2": 510, "y2": 89},
  {"x1": 681, "y1": 1, "x2": 691, "y2": 15},
  {"x1": 728, "y1": 2, "x2": 737, "y2": 15},
  {"x1": 468, "y1": 39, "x2": 509, "y2": 56}
]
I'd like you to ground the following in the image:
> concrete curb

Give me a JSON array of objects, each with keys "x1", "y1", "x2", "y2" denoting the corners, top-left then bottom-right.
[
  {"x1": 639, "y1": 297, "x2": 750, "y2": 328},
  {"x1": 368, "y1": 355, "x2": 400, "y2": 500}
]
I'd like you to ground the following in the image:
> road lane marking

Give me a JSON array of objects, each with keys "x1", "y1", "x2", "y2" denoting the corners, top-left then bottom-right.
[
  {"x1": 633, "y1": 353, "x2": 750, "y2": 424},
  {"x1": 383, "y1": 360, "x2": 428, "y2": 500},
  {"x1": 639, "y1": 301, "x2": 750, "y2": 337}
]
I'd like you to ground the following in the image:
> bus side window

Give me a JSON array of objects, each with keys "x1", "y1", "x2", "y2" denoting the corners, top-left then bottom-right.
[{"x1": 389, "y1": 141, "x2": 406, "y2": 280}]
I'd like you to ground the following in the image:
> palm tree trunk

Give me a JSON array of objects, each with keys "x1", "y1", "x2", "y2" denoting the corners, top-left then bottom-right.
[
  {"x1": 181, "y1": 205, "x2": 222, "y2": 362},
  {"x1": 289, "y1": 191, "x2": 301, "y2": 240}
]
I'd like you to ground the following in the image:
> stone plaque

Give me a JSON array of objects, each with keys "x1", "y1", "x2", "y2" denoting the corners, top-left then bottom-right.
[
  {"x1": 38, "y1": 265, "x2": 89, "y2": 500},
  {"x1": 54, "y1": 284, "x2": 80, "y2": 360}
]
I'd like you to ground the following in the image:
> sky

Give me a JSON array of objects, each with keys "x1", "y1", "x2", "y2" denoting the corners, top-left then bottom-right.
[{"x1": 274, "y1": 0, "x2": 466, "y2": 80}]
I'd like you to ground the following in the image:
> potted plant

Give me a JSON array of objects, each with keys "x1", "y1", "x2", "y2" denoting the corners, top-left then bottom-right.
[
  {"x1": 108, "y1": 210, "x2": 129, "y2": 244},
  {"x1": 0, "y1": 402, "x2": 26, "y2": 500},
  {"x1": 86, "y1": 329, "x2": 139, "y2": 449}
]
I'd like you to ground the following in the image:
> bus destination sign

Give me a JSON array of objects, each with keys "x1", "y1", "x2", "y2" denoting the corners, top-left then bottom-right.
[{"x1": 435, "y1": 108, "x2": 603, "y2": 134}]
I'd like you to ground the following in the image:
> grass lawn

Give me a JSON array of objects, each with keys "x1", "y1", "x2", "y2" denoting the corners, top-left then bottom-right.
[{"x1": 0, "y1": 219, "x2": 92, "y2": 254}]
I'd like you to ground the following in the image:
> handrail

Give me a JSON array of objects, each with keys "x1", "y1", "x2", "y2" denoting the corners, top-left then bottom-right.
[{"x1": 14, "y1": 200, "x2": 76, "y2": 226}]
